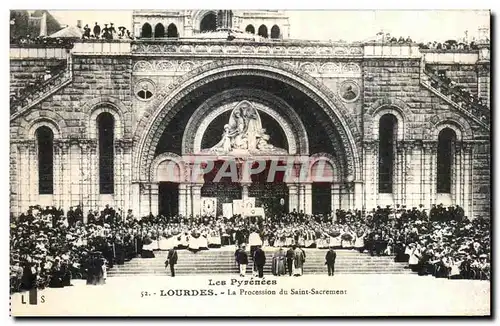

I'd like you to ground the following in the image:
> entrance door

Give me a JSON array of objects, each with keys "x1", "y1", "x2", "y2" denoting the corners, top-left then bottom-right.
[
  {"x1": 158, "y1": 182, "x2": 179, "y2": 217},
  {"x1": 312, "y1": 182, "x2": 331, "y2": 215}
]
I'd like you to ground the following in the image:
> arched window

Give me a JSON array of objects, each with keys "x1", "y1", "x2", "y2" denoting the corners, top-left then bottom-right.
[
  {"x1": 154, "y1": 23, "x2": 165, "y2": 38},
  {"x1": 271, "y1": 25, "x2": 280, "y2": 39},
  {"x1": 437, "y1": 128, "x2": 457, "y2": 193},
  {"x1": 141, "y1": 23, "x2": 152, "y2": 38},
  {"x1": 245, "y1": 24, "x2": 255, "y2": 34},
  {"x1": 98, "y1": 113, "x2": 114, "y2": 194},
  {"x1": 378, "y1": 114, "x2": 397, "y2": 193},
  {"x1": 167, "y1": 23, "x2": 178, "y2": 38},
  {"x1": 258, "y1": 25, "x2": 268, "y2": 38},
  {"x1": 200, "y1": 13, "x2": 217, "y2": 32},
  {"x1": 36, "y1": 126, "x2": 53, "y2": 195}
]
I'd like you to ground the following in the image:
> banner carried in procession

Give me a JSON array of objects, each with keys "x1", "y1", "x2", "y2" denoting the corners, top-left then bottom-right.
[
  {"x1": 222, "y1": 203, "x2": 233, "y2": 218},
  {"x1": 201, "y1": 197, "x2": 217, "y2": 216}
]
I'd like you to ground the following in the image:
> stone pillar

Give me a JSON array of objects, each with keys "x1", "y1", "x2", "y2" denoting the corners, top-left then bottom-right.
[
  {"x1": 363, "y1": 140, "x2": 378, "y2": 211},
  {"x1": 121, "y1": 140, "x2": 133, "y2": 212},
  {"x1": 131, "y1": 182, "x2": 141, "y2": 219},
  {"x1": 178, "y1": 184, "x2": 187, "y2": 217},
  {"x1": 453, "y1": 142, "x2": 462, "y2": 205},
  {"x1": 287, "y1": 183, "x2": 298, "y2": 212},
  {"x1": 353, "y1": 181, "x2": 363, "y2": 210},
  {"x1": 114, "y1": 141, "x2": 124, "y2": 210},
  {"x1": 422, "y1": 141, "x2": 437, "y2": 207},
  {"x1": 60, "y1": 141, "x2": 71, "y2": 211},
  {"x1": 462, "y1": 142, "x2": 473, "y2": 218},
  {"x1": 52, "y1": 141, "x2": 61, "y2": 209},
  {"x1": 150, "y1": 183, "x2": 159, "y2": 216},
  {"x1": 27, "y1": 140, "x2": 37, "y2": 206},
  {"x1": 18, "y1": 141, "x2": 31, "y2": 212},
  {"x1": 331, "y1": 183, "x2": 341, "y2": 220},
  {"x1": 192, "y1": 184, "x2": 202, "y2": 217},
  {"x1": 87, "y1": 140, "x2": 97, "y2": 211},
  {"x1": 394, "y1": 141, "x2": 406, "y2": 207},
  {"x1": 185, "y1": 184, "x2": 192, "y2": 217},
  {"x1": 304, "y1": 183, "x2": 312, "y2": 215}
]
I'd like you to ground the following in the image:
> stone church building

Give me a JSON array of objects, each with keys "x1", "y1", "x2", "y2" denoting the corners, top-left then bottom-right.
[{"x1": 9, "y1": 10, "x2": 491, "y2": 219}]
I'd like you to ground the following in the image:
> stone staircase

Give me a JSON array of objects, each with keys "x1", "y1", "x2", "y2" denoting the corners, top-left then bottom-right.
[
  {"x1": 10, "y1": 62, "x2": 72, "y2": 121},
  {"x1": 107, "y1": 248, "x2": 412, "y2": 277},
  {"x1": 420, "y1": 68, "x2": 490, "y2": 130}
]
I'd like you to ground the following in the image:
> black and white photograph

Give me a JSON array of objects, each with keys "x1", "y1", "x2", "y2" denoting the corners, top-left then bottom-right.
[{"x1": 7, "y1": 7, "x2": 491, "y2": 317}]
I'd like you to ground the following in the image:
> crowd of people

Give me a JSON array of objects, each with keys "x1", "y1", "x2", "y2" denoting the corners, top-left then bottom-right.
[
  {"x1": 81, "y1": 22, "x2": 133, "y2": 40},
  {"x1": 418, "y1": 39, "x2": 482, "y2": 51},
  {"x1": 425, "y1": 66, "x2": 490, "y2": 122},
  {"x1": 10, "y1": 203, "x2": 490, "y2": 293},
  {"x1": 10, "y1": 35, "x2": 75, "y2": 47}
]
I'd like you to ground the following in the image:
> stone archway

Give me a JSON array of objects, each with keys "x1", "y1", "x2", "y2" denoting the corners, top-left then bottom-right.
[
  {"x1": 182, "y1": 88, "x2": 309, "y2": 155},
  {"x1": 133, "y1": 59, "x2": 362, "y2": 184}
]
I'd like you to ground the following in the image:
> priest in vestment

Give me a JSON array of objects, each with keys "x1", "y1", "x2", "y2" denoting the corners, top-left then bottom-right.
[
  {"x1": 292, "y1": 245, "x2": 306, "y2": 276},
  {"x1": 272, "y1": 247, "x2": 286, "y2": 276}
]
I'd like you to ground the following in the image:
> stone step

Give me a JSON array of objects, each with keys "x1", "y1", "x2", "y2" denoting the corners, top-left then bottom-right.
[{"x1": 108, "y1": 249, "x2": 410, "y2": 277}]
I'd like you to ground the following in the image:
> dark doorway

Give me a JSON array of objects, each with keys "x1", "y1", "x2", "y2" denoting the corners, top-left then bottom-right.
[
  {"x1": 312, "y1": 183, "x2": 331, "y2": 215},
  {"x1": 159, "y1": 182, "x2": 179, "y2": 217}
]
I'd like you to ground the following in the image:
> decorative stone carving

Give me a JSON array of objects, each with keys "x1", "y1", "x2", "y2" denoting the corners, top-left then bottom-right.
[
  {"x1": 202, "y1": 100, "x2": 287, "y2": 155},
  {"x1": 338, "y1": 80, "x2": 360, "y2": 102},
  {"x1": 299, "y1": 62, "x2": 317, "y2": 74},
  {"x1": 135, "y1": 79, "x2": 156, "y2": 101},
  {"x1": 131, "y1": 42, "x2": 365, "y2": 58},
  {"x1": 133, "y1": 59, "x2": 362, "y2": 182}
]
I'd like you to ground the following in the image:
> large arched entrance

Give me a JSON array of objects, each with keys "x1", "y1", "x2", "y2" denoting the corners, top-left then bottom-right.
[{"x1": 132, "y1": 60, "x2": 361, "y2": 218}]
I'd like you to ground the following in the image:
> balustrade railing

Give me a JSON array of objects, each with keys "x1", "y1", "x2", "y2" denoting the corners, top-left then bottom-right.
[
  {"x1": 422, "y1": 66, "x2": 490, "y2": 127},
  {"x1": 10, "y1": 61, "x2": 72, "y2": 117}
]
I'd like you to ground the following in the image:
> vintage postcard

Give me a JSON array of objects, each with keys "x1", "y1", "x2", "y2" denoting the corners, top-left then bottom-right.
[{"x1": 9, "y1": 9, "x2": 491, "y2": 317}]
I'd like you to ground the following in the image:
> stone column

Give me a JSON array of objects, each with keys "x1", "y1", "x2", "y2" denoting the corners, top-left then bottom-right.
[
  {"x1": 363, "y1": 140, "x2": 378, "y2": 211},
  {"x1": 52, "y1": 140, "x2": 62, "y2": 209},
  {"x1": 462, "y1": 142, "x2": 473, "y2": 218},
  {"x1": 422, "y1": 141, "x2": 437, "y2": 208},
  {"x1": 453, "y1": 141, "x2": 462, "y2": 206},
  {"x1": 150, "y1": 183, "x2": 159, "y2": 216},
  {"x1": 18, "y1": 141, "x2": 30, "y2": 212},
  {"x1": 394, "y1": 141, "x2": 406, "y2": 207},
  {"x1": 130, "y1": 182, "x2": 141, "y2": 219},
  {"x1": 59, "y1": 141, "x2": 71, "y2": 211},
  {"x1": 114, "y1": 140, "x2": 124, "y2": 210},
  {"x1": 192, "y1": 184, "x2": 202, "y2": 217},
  {"x1": 287, "y1": 183, "x2": 298, "y2": 212},
  {"x1": 304, "y1": 183, "x2": 312, "y2": 215},
  {"x1": 27, "y1": 140, "x2": 37, "y2": 206},
  {"x1": 185, "y1": 184, "x2": 192, "y2": 217},
  {"x1": 118, "y1": 140, "x2": 131, "y2": 211},
  {"x1": 178, "y1": 184, "x2": 187, "y2": 217},
  {"x1": 331, "y1": 183, "x2": 341, "y2": 220}
]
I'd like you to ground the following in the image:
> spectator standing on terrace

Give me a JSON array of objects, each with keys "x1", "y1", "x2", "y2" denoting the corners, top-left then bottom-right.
[
  {"x1": 93, "y1": 22, "x2": 101, "y2": 39},
  {"x1": 43, "y1": 70, "x2": 52, "y2": 81}
]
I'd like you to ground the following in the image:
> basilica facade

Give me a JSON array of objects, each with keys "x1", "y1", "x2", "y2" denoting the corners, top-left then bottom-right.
[{"x1": 9, "y1": 10, "x2": 491, "y2": 219}]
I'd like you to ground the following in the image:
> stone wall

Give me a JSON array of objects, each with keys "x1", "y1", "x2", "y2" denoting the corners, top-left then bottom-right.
[{"x1": 9, "y1": 52, "x2": 491, "y2": 218}]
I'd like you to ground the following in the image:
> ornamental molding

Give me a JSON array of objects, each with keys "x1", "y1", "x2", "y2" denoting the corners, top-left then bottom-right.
[
  {"x1": 133, "y1": 59, "x2": 362, "y2": 182},
  {"x1": 131, "y1": 41, "x2": 364, "y2": 58}
]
